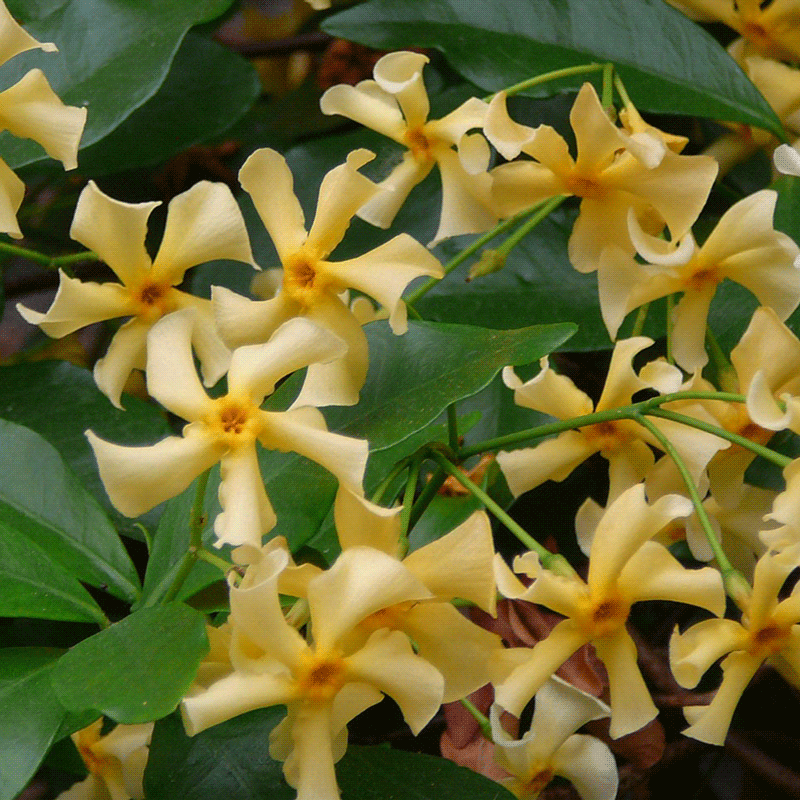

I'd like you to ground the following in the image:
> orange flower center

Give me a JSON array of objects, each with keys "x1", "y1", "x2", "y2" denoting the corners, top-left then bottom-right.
[
  {"x1": 297, "y1": 653, "x2": 346, "y2": 701},
  {"x1": 404, "y1": 126, "x2": 436, "y2": 162},
  {"x1": 720, "y1": 404, "x2": 773, "y2": 447},
  {"x1": 283, "y1": 251, "x2": 332, "y2": 309},
  {"x1": 748, "y1": 621, "x2": 791, "y2": 659},
  {"x1": 207, "y1": 397, "x2": 261, "y2": 446},
  {"x1": 579, "y1": 590, "x2": 630, "y2": 638},
  {"x1": 580, "y1": 420, "x2": 633, "y2": 453},
  {"x1": 520, "y1": 766, "x2": 554, "y2": 796},
  {"x1": 565, "y1": 172, "x2": 608, "y2": 201},
  {"x1": 683, "y1": 261, "x2": 721, "y2": 292},
  {"x1": 133, "y1": 280, "x2": 177, "y2": 320}
]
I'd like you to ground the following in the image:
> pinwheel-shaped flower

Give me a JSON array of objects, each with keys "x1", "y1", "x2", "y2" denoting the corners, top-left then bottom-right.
[
  {"x1": 86, "y1": 310, "x2": 368, "y2": 549},
  {"x1": 18, "y1": 180, "x2": 254, "y2": 407},
  {"x1": 320, "y1": 51, "x2": 496, "y2": 244},
  {"x1": 181, "y1": 546, "x2": 444, "y2": 800},
  {"x1": 485, "y1": 82, "x2": 717, "y2": 274},
  {"x1": 599, "y1": 191, "x2": 800, "y2": 371},
  {"x1": 670, "y1": 551, "x2": 800, "y2": 745},
  {"x1": 213, "y1": 147, "x2": 442, "y2": 407},
  {"x1": 490, "y1": 677, "x2": 617, "y2": 800},
  {"x1": 0, "y1": 2, "x2": 86, "y2": 237},
  {"x1": 496, "y1": 337, "x2": 728, "y2": 504},
  {"x1": 494, "y1": 483, "x2": 726, "y2": 738}
]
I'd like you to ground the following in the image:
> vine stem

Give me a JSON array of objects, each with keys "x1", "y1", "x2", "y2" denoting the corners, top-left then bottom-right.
[
  {"x1": 484, "y1": 62, "x2": 608, "y2": 101},
  {"x1": 398, "y1": 452, "x2": 423, "y2": 556},
  {"x1": 460, "y1": 697, "x2": 493, "y2": 740},
  {"x1": 0, "y1": 240, "x2": 98, "y2": 269}
]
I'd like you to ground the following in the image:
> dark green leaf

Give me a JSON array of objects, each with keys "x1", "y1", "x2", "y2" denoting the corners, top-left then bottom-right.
[
  {"x1": 77, "y1": 32, "x2": 260, "y2": 176},
  {"x1": 0, "y1": 0, "x2": 235, "y2": 168},
  {"x1": 0, "y1": 518, "x2": 107, "y2": 624},
  {"x1": 324, "y1": 0, "x2": 782, "y2": 135},
  {"x1": 52, "y1": 603, "x2": 209, "y2": 724},
  {"x1": 0, "y1": 419, "x2": 140, "y2": 602},
  {"x1": 0, "y1": 648, "x2": 94, "y2": 800}
]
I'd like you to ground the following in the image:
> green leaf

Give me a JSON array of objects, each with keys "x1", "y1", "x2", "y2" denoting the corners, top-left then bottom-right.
[
  {"x1": 0, "y1": 419, "x2": 140, "y2": 602},
  {"x1": 324, "y1": 0, "x2": 782, "y2": 136},
  {"x1": 0, "y1": 0, "x2": 235, "y2": 168},
  {"x1": 0, "y1": 361, "x2": 171, "y2": 535},
  {"x1": 51, "y1": 603, "x2": 209, "y2": 724},
  {"x1": 0, "y1": 648, "x2": 95, "y2": 800},
  {"x1": 77, "y1": 32, "x2": 260, "y2": 176},
  {"x1": 0, "y1": 518, "x2": 107, "y2": 624},
  {"x1": 324, "y1": 319, "x2": 577, "y2": 451}
]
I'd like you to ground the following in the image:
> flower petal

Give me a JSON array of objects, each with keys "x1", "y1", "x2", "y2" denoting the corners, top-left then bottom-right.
[
  {"x1": 0, "y1": 3, "x2": 56, "y2": 63},
  {"x1": 93, "y1": 318, "x2": 151, "y2": 410},
  {"x1": 0, "y1": 156, "x2": 23, "y2": 237},
  {"x1": 372, "y1": 51, "x2": 430, "y2": 129},
  {"x1": 70, "y1": 182, "x2": 157, "y2": 286},
  {"x1": 430, "y1": 97, "x2": 490, "y2": 148},
  {"x1": 212, "y1": 285, "x2": 297, "y2": 349},
  {"x1": 503, "y1": 361, "x2": 594, "y2": 420},
  {"x1": 554, "y1": 734, "x2": 619, "y2": 800},
  {"x1": 172, "y1": 293, "x2": 231, "y2": 388},
  {"x1": 320, "y1": 79, "x2": 406, "y2": 141},
  {"x1": 483, "y1": 91, "x2": 537, "y2": 161},
  {"x1": 571, "y1": 83, "x2": 629, "y2": 172},
  {"x1": 669, "y1": 618, "x2": 748, "y2": 688},
  {"x1": 86, "y1": 425, "x2": 222, "y2": 517},
  {"x1": 239, "y1": 148, "x2": 307, "y2": 262},
  {"x1": 357, "y1": 153, "x2": 431, "y2": 229},
  {"x1": 334, "y1": 488, "x2": 402, "y2": 556},
  {"x1": 595, "y1": 336, "x2": 654, "y2": 411}
]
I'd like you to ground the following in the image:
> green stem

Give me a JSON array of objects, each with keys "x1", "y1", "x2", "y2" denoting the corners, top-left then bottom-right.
[
  {"x1": 665, "y1": 294, "x2": 675, "y2": 365},
  {"x1": 602, "y1": 63, "x2": 615, "y2": 111},
  {"x1": 371, "y1": 458, "x2": 411, "y2": 504},
  {"x1": 398, "y1": 453, "x2": 423, "y2": 556},
  {"x1": 429, "y1": 450, "x2": 576, "y2": 577},
  {"x1": 460, "y1": 697, "x2": 493, "y2": 740},
  {"x1": 196, "y1": 549, "x2": 234, "y2": 575},
  {"x1": 493, "y1": 196, "x2": 566, "y2": 258},
  {"x1": 408, "y1": 466, "x2": 447, "y2": 530},
  {"x1": 447, "y1": 404, "x2": 460, "y2": 453},
  {"x1": 647, "y1": 407, "x2": 791, "y2": 468},
  {"x1": 486, "y1": 62, "x2": 606, "y2": 101},
  {"x1": 630, "y1": 302, "x2": 650, "y2": 337},
  {"x1": 612, "y1": 73, "x2": 634, "y2": 114},
  {"x1": 0, "y1": 240, "x2": 98, "y2": 269},
  {"x1": 705, "y1": 327, "x2": 739, "y2": 394}
]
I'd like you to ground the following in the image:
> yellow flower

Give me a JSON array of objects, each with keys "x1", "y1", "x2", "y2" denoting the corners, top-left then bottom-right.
[
  {"x1": 212, "y1": 147, "x2": 442, "y2": 407},
  {"x1": 494, "y1": 483, "x2": 725, "y2": 738},
  {"x1": 599, "y1": 192, "x2": 800, "y2": 372},
  {"x1": 59, "y1": 719, "x2": 152, "y2": 800},
  {"x1": 86, "y1": 310, "x2": 368, "y2": 549},
  {"x1": 181, "y1": 546, "x2": 444, "y2": 800},
  {"x1": 496, "y1": 337, "x2": 727, "y2": 503},
  {"x1": 18, "y1": 180, "x2": 254, "y2": 407},
  {"x1": 490, "y1": 677, "x2": 617, "y2": 800},
  {"x1": 320, "y1": 51, "x2": 496, "y2": 244},
  {"x1": 485, "y1": 82, "x2": 717, "y2": 274},
  {"x1": 670, "y1": 552, "x2": 800, "y2": 745},
  {"x1": 0, "y1": 2, "x2": 86, "y2": 237}
]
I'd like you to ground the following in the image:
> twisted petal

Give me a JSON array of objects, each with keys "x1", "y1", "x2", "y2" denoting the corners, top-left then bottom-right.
[
  {"x1": 0, "y1": 69, "x2": 85, "y2": 169},
  {"x1": 228, "y1": 316, "x2": 347, "y2": 404},
  {"x1": 344, "y1": 628, "x2": 444, "y2": 734},
  {"x1": 86, "y1": 425, "x2": 222, "y2": 517},
  {"x1": 524, "y1": 566, "x2": 587, "y2": 620},
  {"x1": 0, "y1": 156, "x2": 23, "y2": 237},
  {"x1": 595, "y1": 336, "x2": 654, "y2": 410},
  {"x1": 605, "y1": 438, "x2": 656, "y2": 502},
  {"x1": 502, "y1": 361, "x2": 593, "y2": 420},
  {"x1": 17, "y1": 271, "x2": 134, "y2": 338},
  {"x1": 404, "y1": 510, "x2": 497, "y2": 612},
  {"x1": 94, "y1": 318, "x2": 151, "y2": 410},
  {"x1": 356, "y1": 154, "x2": 431, "y2": 229},
  {"x1": 669, "y1": 618, "x2": 748, "y2": 688},
  {"x1": 150, "y1": 181, "x2": 255, "y2": 285},
  {"x1": 320, "y1": 80, "x2": 406, "y2": 141},
  {"x1": 334, "y1": 488, "x2": 402, "y2": 556},
  {"x1": 774, "y1": 143, "x2": 800, "y2": 176},
  {"x1": 593, "y1": 627, "x2": 657, "y2": 738},
  {"x1": 554, "y1": 734, "x2": 619, "y2": 800},
  {"x1": 308, "y1": 547, "x2": 431, "y2": 652},
  {"x1": 372, "y1": 51, "x2": 430, "y2": 129},
  {"x1": 215, "y1": 447, "x2": 277, "y2": 548},
  {"x1": 483, "y1": 91, "x2": 537, "y2": 161},
  {"x1": 212, "y1": 286, "x2": 297, "y2": 349},
  {"x1": 571, "y1": 83, "x2": 629, "y2": 172},
  {"x1": 494, "y1": 618, "x2": 589, "y2": 717},
  {"x1": 322, "y1": 233, "x2": 443, "y2": 334},
  {"x1": 172, "y1": 293, "x2": 231, "y2": 389},
  {"x1": 0, "y1": 3, "x2": 56, "y2": 63},
  {"x1": 70, "y1": 182, "x2": 157, "y2": 286},
  {"x1": 490, "y1": 158, "x2": 566, "y2": 218},
  {"x1": 306, "y1": 149, "x2": 379, "y2": 256},
  {"x1": 258, "y1": 406, "x2": 367, "y2": 496},
  {"x1": 239, "y1": 148, "x2": 307, "y2": 262},
  {"x1": 430, "y1": 97, "x2": 490, "y2": 147}
]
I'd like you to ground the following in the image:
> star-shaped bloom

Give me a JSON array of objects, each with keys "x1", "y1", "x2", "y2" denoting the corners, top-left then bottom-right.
[
  {"x1": 320, "y1": 51, "x2": 496, "y2": 244},
  {"x1": 485, "y1": 82, "x2": 717, "y2": 274},
  {"x1": 493, "y1": 483, "x2": 725, "y2": 738},
  {"x1": 58, "y1": 719, "x2": 152, "y2": 800},
  {"x1": 490, "y1": 677, "x2": 617, "y2": 800},
  {"x1": 670, "y1": 551, "x2": 800, "y2": 745},
  {"x1": 86, "y1": 309, "x2": 368, "y2": 549},
  {"x1": 496, "y1": 337, "x2": 728, "y2": 504},
  {"x1": 181, "y1": 546, "x2": 444, "y2": 800},
  {"x1": 599, "y1": 191, "x2": 800, "y2": 371},
  {"x1": 213, "y1": 147, "x2": 442, "y2": 407},
  {"x1": 18, "y1": 180, "x2": 255, "y2": 407},
  {"x1": 0, "y1": 2, "x2": 86, "y2": 237}
]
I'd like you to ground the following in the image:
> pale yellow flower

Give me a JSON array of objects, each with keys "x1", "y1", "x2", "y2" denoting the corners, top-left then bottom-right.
[
  {"x1": 496, "y1": 337, "x2": 727, "y2": 504},
  {"x1": 0, "y1": 2, "x2": 86, "y2": 237},
  {"x1": 485, "y1": 82, "x2": 717, "y2": 273},
  {"x1": 212, "y1": 147, "x2": 442, "y2": 407},
  {"x1": 599, "y1": 192, "x2": 800, "y2": 371},
  {"x1": 670, "y1": 551, "x2": 800, "y2": 745},
  {"x1": 490, "y1": 677, "x2": 617, "y2": 800},
  {"x1": 58, "y1": 719, "x2": 152, "y2": 800},
  {"x1": 18, "y1": 180, "x2": 254, "y2": 408},
  {"x1": 181, "y1": 546, "x2": 444, "y2": 800},
  {"x1": 761, "y1": 458, "x2": 800, "y2": 563},
  {"x1": 320, "y1": 51, "x2": 496, "y2": 244},
  {"x1": 494, "y1": 483, "x2": 725, "y2": 738},
  {"x1": 86, "y1": 310, "x2": 368, "y2": 549}
]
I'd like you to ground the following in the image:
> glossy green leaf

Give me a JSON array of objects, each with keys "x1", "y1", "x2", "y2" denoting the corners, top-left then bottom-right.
[
  {"x1": 0, "y1": 648, "x2": 95, "y2": 800},
  {"x1": 0, "y1": 518, "x2": 107, "y2": 624},
  {"x1": 52, "y1": 603, "x2": 209, "y2": 724},
  {"x1": 0, "y1": 419, "x2": 139, "y2": 602},
  {"x1": 77, "y1": 32, "x2": 260, "y2": 176},
  {"x1": 324, "y1": 319, "x2": 576, "y2": 450},
  {"x1": 324, "y1": 0, "x2": 782, "y2": 135},
  {"x1": 0, "y1": 0, "x2": 235, "y2": 168},
  {"x1": 0, "y1": 361, "x2": 171, "y2": 535}
]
